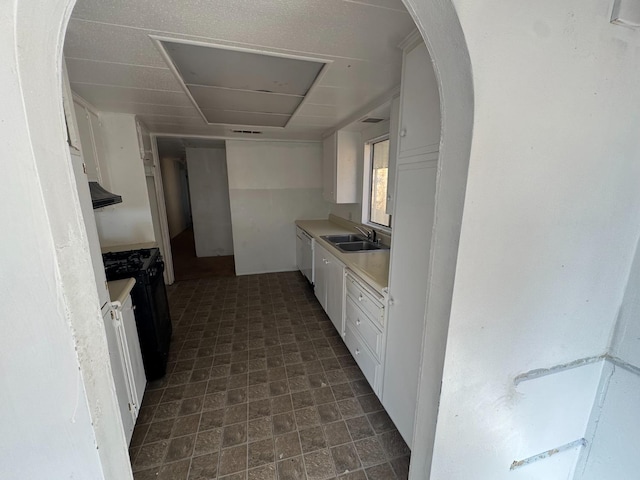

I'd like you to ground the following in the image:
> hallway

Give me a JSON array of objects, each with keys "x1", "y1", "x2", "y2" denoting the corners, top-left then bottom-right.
[
  {"x1": 129, "y1": 272, "x2": 410, "y2": 480},
  {"x1": 171, "y1": 227, "x2": 236, "y2": 281}
]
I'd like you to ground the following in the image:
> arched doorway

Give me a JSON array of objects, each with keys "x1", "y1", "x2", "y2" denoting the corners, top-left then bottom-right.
[{"x1": 6, "y1": 0, "x2": 473, "y2": 478}]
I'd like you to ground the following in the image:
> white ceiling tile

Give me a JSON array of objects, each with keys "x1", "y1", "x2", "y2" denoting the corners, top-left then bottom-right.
[
  {"x1": 65, "y1": 58, "x2": 182, "y2": 91},
  {"x1": 187, "y1": 86, "x2": 302, "y2": 114},
  {"x1": 342, "y1": 0, "x2": 410, "y2": 13},
  {"x1": 319, "y1": 58, "x2": 401, "y2": 90},
  {"x1": 162, "y1": 41, "x2": 325, "y2": 95},
  {"x1": 87, "y1": 101, "x2": 201, "y2": 117},
  {"x1": 70, "y1": 83, "x2": 194, "y2": 107},
  {"x1": 70, "y1": 0, "x2": 414, "y2": 63},
  {"x1": 201, "y1": 109, "x2": 290, "y2": 127},
  {"x1": 137, "y1": 115, "x2": 206, "y2": 127},
  {"x1": 64, "y1": 19, "x2": 166, "y2": 67},
  {"x1": 287, "y1": 115, "x2": 340, "y2": 128}
]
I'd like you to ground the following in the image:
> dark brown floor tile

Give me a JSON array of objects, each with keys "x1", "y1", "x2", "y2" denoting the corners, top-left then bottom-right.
[
  {"x1": 166, "y1": 434, "x2": 196, "y2": 462},
  {"x1": 291, "y1": 390, "x2": 314, "y2": 410},
  {"x1": 249, "y1": 384, "x2": 271, "y2": 401},
  {"x1": 173, "y1": 414, "x2": 201, "y2": 437},
  {"x1": 203, "y1": 392, "x2": 226, "y2": 411},
  {"x1": 317, "y1": 403, "x2": 341, "y2": 424},
  {"x1": 189, "y1": 452, "x2": 218, "y2": 480},
  {"x1": 350, "y1": 381, "x2": 373, "y2": 397},
  {"x1": 330, "y1": 384, "x2": 354, "y2": 402},
  {"x1": 144, "y1": 419, "x2": 175, "y2": 444},
  {"x1": 249, "y1": 399, "x2": 272, "y2": 419},
  {"x1": 323, "y1": 421, "x2": 351, "y2": 447},
  {"x1": 269, "y1": 380, "x2": 290, "y2": 397},
  {"x1": 299, "y1": 427, "x2": 327, "y2": 454},
  {"x1": 131, "y1": 423, "x2": 150, "y2": 447},
  {"x1": 271, "y1": 394, "x2": 294, "y2": 414},
  {"x1": 366, "y1": 411, "x2": 395, "y2": 434},
  {"x1": 364, "y1": 463, "x2": 395, "y2": 480},
  {"x1": 223, "y1": 422, "x2": 248, "y2": 448},
  {"x1": 134, "y1": 440, "x2": 169, "y2": 470},
  {"x1": 308, "y1": 373, "x2": 328, "y2": 389},
  {"x1": 154, "y1": 401, "x2": 181, "y2": 421},
  {"x1": 225, "y1": 404, "x2": 249, "y2": 425},
  {"x1": 353, "y1": 438, "x2": 384, "y2": 467},
  {"x1": 161, "y1": 385, "x2": 187, "y2": 403},
  {"x1": 227, "y1": 387, "x2": 248, "y2": 405},
  {"x1": 157, "y1": 458, "x2": 190, "y2": 480},
  {"x1": 304, "y1": 449, "x2": 336, "y2": 480},
  {"x1": 184, "y1": 381, "x2": 208, "y2": 398},
  {"x1": 336, "y1": 399, "x2": 363, "y2": 419},
  {"x1": 219, "y1": 444, "x2": 248, "y2": 476},
  {"x1": 248, "y1": 463, "x2": 277, "y2": 480},
  {"x1": 295, "y1": 407, "x2": 321, "y2": 429},
  {"x1": 200, "y1": 409, "x2": 224, "y2": 431},
  {"x1": 272, "y1": 412, "x2": 296, "y2": 435},
  {"x1": 194, "y1": 429, "x2": 222, "y2": 456},
  {"x1": 312, "y1": 387, "x2": 335, "y2": 405},
  {"x1": 344, "y1": 417, "x2": 374, "y2": 442},
  {"x1": 378, "y1": 431, "x2": 410, "y2": 459},
  {"x1": 390, "y1": 455, "x2": 410, "y2": 480},
  {"x1": 276, "y1": 456, "x2": 306, "y2": 480},
  {"x1": 180, "y1": 396, "x2": 204, "y2": 416},
  {"x1": 249, "y1": 438, "x2": 275, "y2": 468},
  {"x1": 274, "y1": 432, "x2": 301, "y2": 460},
  {"x1": 330, "y1": 444, "x2": 361, "y2": 475},
  {"x1": 355, "y1": 395, "x2": 382, "y2": 414},
  {"x1": 249, "y1": 417, "x2": 273, "y2": 442}
]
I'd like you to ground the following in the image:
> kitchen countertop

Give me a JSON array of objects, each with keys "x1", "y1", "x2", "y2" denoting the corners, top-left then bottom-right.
[
  {"x1": 107, "y1": 278, "x2": 136, "y2": 306},
  {"x1": 296, "y1": 219, "x2": 390, "y2": 294},
  {"x1": 101, "y1": 242, "x2": 158, "y2": 254}
]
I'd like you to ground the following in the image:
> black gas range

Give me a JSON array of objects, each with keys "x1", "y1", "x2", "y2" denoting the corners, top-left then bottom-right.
[{"x1": 103, "y1": 248, "x2": 172, "y2": 381}]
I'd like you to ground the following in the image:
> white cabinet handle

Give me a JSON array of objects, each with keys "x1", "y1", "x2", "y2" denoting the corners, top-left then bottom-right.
[
  {"x1": 400, "y1": 128, "x2": 407, "y2": 137},
  {"x1": 356, "y1": 319, "x2": 361, "y2": 326},
  {"x1": 355, "y1": 349, "x2": 360, "y2": 356},
  {"x1": 358, "y1": 294, "x2": 363, "y2": 302},
  {"x1": 388, "y1": 296, "x2": 395, "y2": 306}
]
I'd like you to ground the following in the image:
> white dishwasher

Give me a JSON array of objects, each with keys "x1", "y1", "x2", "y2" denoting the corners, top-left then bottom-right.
[{"x1": 296, "y1": 226, "x2": 314, "y2": 284}]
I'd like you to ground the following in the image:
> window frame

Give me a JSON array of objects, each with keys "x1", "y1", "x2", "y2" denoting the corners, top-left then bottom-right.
[{"x1": 362, "y1": 134, "x2": 392, "y2": 232}]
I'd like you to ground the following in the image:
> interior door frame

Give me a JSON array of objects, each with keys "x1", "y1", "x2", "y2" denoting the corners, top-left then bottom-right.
[{"x1": 149, "y1": 134, "x2": 175, "y2": 285}]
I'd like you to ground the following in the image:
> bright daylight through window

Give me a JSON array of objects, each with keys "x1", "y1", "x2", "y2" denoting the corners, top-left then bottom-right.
[{"x1": 368, "y1": 138, "x2": 391, "y2": 228}]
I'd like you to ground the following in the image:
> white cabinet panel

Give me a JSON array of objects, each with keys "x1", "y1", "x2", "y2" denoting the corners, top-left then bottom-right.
[
  {"x1": 383, "y1": 156, "x2": 438, "y2": 447},
  {"x1": 322, "y1": 130, "x2": 359, "y2": 203},
  {"x1": 120, "y1": 295, "x2": 146, "y2": 414},
  {"x1": 398, "y1": 42, "x2": 440, "y2": 159},
  {"x1": 313, "y1": 243, "x2": 345, "y2": 335},
  {"x1": 344, "y1": 322, "x2": 379, "y2": 390},
  {"x1": 386, "y1": 94, "x2": 401, "y2": 215}
]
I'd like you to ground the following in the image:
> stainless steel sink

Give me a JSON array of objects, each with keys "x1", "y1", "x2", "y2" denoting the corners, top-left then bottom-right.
[
  {"x1": 322, "y1": 234, "x2": 366, "y2": 244},
  {"x1": 336, "y1": 241, "x2": 385, "y2": 252},
  {"x1": 321, "y1": 235, "x2": 389, "y2": 253}
]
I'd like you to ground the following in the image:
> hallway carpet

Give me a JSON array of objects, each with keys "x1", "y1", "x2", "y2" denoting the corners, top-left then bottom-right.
[
  {"x1": 129, "y1": 271, "x2": 410, "y2": 479},
  {"x1": 171, "y1": 227, "x2": 236, "y2": 281}
]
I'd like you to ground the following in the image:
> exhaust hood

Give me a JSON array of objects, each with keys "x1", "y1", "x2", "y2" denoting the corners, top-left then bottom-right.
[{"x1": 89, "y1": 181, "x2": 122, "y2": 209}]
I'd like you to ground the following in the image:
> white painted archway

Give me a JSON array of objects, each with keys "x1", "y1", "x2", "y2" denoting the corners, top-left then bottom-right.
[{"x1": 4, "y1": 0, "x2": 474, "y2": 478}]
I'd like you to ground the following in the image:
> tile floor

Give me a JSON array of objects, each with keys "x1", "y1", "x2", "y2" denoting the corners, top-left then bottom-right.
[{"x1": 129, "y1": 271, "x2": 410, "y2": 480}]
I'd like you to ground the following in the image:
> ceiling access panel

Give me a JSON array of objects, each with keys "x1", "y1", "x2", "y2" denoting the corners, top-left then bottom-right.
[
  {"x1": 161, "y1": 41, "x2": 325, "y2": 96},
  {"x1": 187, "y1": 85, "x2": 302, "y2": 114},
  {"x1": 200, "y1": 109, "x2": 290, "y2": 127}
]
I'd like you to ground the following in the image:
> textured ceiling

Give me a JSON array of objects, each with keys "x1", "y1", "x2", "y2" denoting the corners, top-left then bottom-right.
[{"x1": 65, "y1": 0, "x2": 415, "y2": 141}]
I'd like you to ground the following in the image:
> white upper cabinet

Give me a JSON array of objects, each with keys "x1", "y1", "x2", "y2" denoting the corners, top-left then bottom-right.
[
  {"x1": 385, "y1": 94, "x2": 401, "y2": 215},
  {"x1": 397, "y1": 40, "x2": 441, "y2": 159},
  {"x1": 73, "y1": 100, "x2": 100, "y2": 182},
  {"x1": 322, "y1": 130, "x2": 360, "y2": 203}
]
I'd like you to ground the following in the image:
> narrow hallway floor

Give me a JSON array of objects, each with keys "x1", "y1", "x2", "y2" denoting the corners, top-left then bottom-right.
[{"x1": 130, "y1": 272, "x2": 410, "y2": 480}]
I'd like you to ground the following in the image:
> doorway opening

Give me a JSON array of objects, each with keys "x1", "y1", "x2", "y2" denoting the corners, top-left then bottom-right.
[{"x1": 155, "y1": 137, "x2": 235, "y2": 281}]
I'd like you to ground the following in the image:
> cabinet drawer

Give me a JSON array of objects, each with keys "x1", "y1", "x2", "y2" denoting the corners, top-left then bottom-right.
[
  {"x1": 345, "y1": 297, "x2": 382, "y2": 359},
  {"x1": 345, "y1": 273, "x2": 384, "y2": 327},
  {"x1": 344, "y1": 323, "x2": 379, "y2": 391}
]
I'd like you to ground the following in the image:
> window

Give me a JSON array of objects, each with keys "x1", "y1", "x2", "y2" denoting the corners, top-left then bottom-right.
[{"x1": 366, "y1": 138, "x2": 391, "y2": 228}]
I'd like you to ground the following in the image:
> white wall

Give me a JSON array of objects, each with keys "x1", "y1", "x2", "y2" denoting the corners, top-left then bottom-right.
[
  {"x1": 226, "y1": 140, "x2": 331, "y2": 275},
  {"x1": 430, "y1": 0, "x2": 640, "y2": 478},
  {"x1": 160, "y1": 157, "x2": 190, "y2": 238},
  {"x1": 576, "y1": 235, "x2": 640, "y2": 478},
  {"x1": 93, "y1": 113, "x2": 156, "y2": 247},
  {"x1": 1, "y1": 0, "x2": 133, "y2": 478},
  {"x1": 186, "y1": 147, "x2": 234, "y2": 257}
]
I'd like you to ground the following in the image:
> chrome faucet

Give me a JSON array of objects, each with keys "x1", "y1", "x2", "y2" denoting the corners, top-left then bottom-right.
[{"x1": 354, "y1": 225, "x2": 377, "y2": 243}]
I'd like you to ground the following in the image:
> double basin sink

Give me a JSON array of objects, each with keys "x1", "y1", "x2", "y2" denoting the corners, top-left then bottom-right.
[{"x1": 321, "y1": 234, "x2": 389, "y2": 253}]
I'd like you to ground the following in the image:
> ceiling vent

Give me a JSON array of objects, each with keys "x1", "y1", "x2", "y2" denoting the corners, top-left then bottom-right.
[
  {"x1": 362, "y1": 117, "x2": 384, "y2": 123},
  {"x1": 157, "y1": 40, "x2": 327, "y2": 128},
  {"x1": 231, "y1": 130, "x2": 263, "y2": 135}
]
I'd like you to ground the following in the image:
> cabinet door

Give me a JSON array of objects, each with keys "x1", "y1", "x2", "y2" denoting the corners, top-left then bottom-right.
[
  {"x1": 334, "y1": 131, "x2": 359, "y2": 204},
  {"x1": 398, "y1": 42, "x2": 441, "y2": 158},
  {"x1": 322, "y1": 135, "x2": 336, "y2": 202},
  {"x1": 383, "y1": 156, "x2": 438, "y2": 447},
  {"x1": 325, "y1": 250, "x2": 345, "y2": 335},
  {"x1": 121, "y1": 296, "x2": 146, "y2": 416},
  {"x1": 73, "y1": 101, "x2": 100, "y2": 182},
  {"x1": 296, "y1": 233, "x2": 304, "y2": 274},
  {"x1": 313, "y1": 244, "x2": 328, "y2": 309},
  {"x1": 102, "y1": 308, "x2": 135, "y2": 443}
]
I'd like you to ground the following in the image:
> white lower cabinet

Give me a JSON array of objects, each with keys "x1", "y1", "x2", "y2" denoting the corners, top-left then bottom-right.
[
  {"x1": 313, "y1": 243, "x2": 345, "y2": 334},
  {"x1": 344, "y1": 271, "x2": 386, "y2": 396},
  {"x1": 103, "y1": 294, "x2": 146, "y2": 444}
]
